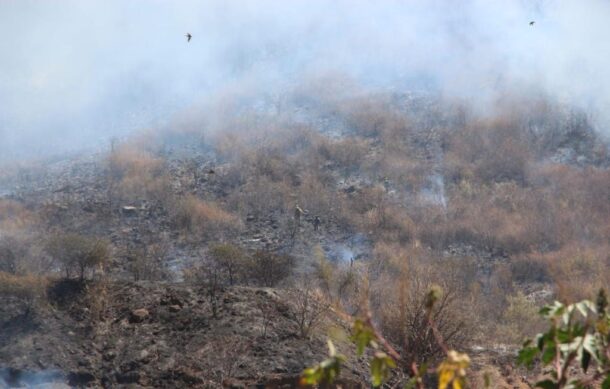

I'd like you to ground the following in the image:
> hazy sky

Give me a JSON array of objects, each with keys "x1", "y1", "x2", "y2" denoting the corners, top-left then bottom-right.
[{"x1": 1, "y1": 0, "x2": 609, "y2": 160}]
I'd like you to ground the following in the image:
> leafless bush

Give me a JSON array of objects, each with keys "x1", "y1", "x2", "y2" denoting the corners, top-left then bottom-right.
[
  {"x1": 199, "y1": 337, "x2": 250, "y2": 383},
  {"x1": 369, "y1": 250, "x2": 475, "y2": 366},
  {"x1": 509, "y1": 255, "x2": 551, "y2": 283},
  {"x1": 227, "y1": 176, "x2": 291, "y2": 218},
  {"x1": 339, "y1": 96, "x2": 402, "y2": 138},
  {"x1": 0, "y1": 199, "x2": 36, "y2": 233},
  {"x1": 313, "y1": 136, "x2": 370, "y2": 173},
  {"x1": 495, "y1": 291, "x2": 546, "y2": 344},
  {"x1": 191, "y1": 260, "x2": 225, "y2": 319},
  {"x1": 286, "y1": 280, "x2": 330, "y2": 338},
  {"x1": 0, "y1": 272, "x2": 48, "y2": 313},
  {"x1": 313, "y1": 247, "x2": 358, "y2": 309},
  {"x1": 445, "y1": 116, "x2": 533, "y2": 185},
  {"x1": 105, "y1": 143, "x2": 172, "y2": 206},
  {"x1": 255, "y1": 294, "x2": 276, "y2": 338},
  {"x1": 546, "y1": 245, "x2": 610, "y2": 303}
]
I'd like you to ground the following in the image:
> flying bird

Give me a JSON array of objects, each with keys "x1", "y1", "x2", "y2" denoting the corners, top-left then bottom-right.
[
  {"x1": 185, "y1": 33, "x2": 192, "y2": 42},
  {"x1": 529, "y1": 21, "x2": 535, "y2": 26}
]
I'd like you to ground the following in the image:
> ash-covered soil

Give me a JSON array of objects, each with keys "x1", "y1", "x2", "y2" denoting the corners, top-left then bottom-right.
[{"x1": 0, "y1": 280, "x2": 367, "y2": 388}]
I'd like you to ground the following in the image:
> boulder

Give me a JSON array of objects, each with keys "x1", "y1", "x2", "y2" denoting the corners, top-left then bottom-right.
[
  {"x1": 121, "y1": 206, "x2": 138, "y2": 217},
  {"x1": 130, "y1": 308, "x2": 149, "y2": 323}
]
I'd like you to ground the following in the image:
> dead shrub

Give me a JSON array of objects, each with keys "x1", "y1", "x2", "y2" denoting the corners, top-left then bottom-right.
[
  {"x1": 0, "y1": 272, "x2": 47, "y2": 312},
  {"x1": 446, "y1": 117, "x2": 533, "y2": 185},
  {"x1": 172, "y1": 196, "x2": 243, "y2": 240},
  {"x1": 546, "y1": 245, "x2": 609, "y2": 303},
  {"x1": 509, "y1": 255, "x2": 551, "y2": 284},
  {"x1": 339, "y1": 96, "x2": 406, "y2": 138},
  {"x1": 495, "y1": 291, "x2": 546, "y2": 344},
  {"x1": 294, "y1": 173, "x2": 338, "y2": 219},
  {"x1": 286, "y1": 280, "x2": 330, "y2": 338},
  {"x1": 312, "y1": 246, "x2": 358, "y2": 309},
  {"x1": 106, "y1": 143, "x2": 172, "y2": 204},
  {"x1": 0, "y1": 199, "x2": 35, "y2": 232},
  {"x1": 371, "y1": 251, "x2": 475, "y2": 366},
  {"x1": 313, "y1": 136, "x2": 370, "y2": 174},
  {"x1": 227, "y1": 176, "x2": 292, "y2": 218}
]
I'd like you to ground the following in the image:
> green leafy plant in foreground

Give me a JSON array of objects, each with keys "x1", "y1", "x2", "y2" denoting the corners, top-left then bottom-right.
[
  {"x1": 517, "y1": 289, "x2": 610, "y2": 389},
  {"x1": 302, "y1": 288, "x2": 610, "y2": 388},
  {"x1": 301, "y1": 340, "x2": 346, "y2": 386},
  {"x1": 302, "y1": 285, "x2": 470, "y2": 389}
]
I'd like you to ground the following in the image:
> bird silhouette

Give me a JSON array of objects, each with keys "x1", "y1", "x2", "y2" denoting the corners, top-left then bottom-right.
[
  {"x1": 529, "y1": 21, "x2": 535, "y2": 26},
  {"x1": 185, "y1": 33, "x2": 192, "y2": 42}
]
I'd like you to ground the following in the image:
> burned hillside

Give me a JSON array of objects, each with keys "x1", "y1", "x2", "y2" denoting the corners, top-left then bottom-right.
[{"x1": 1, "y1": 86, "x2": 609, "y2": 387}]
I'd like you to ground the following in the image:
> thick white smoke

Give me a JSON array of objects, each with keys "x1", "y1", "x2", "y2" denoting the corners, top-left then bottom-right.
[{"x1": 1, "y1": 0, "x2": 609, "y2": 160}]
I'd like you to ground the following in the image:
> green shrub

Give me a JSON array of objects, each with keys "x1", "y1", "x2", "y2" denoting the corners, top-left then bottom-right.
[{"x1": 45, "y1": 234, "x2": 109, "y2": 280}]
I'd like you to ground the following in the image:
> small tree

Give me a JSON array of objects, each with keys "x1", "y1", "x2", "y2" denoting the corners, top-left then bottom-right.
[
  {"x1": 126, "y1": 247, "x2": 147, "y2": 282},
  {"x1": 209, "y1": 243, "x2": 245, "y2": 285},
  {"x1": 246, "y1": 250, "x2": 294, "y2": 287},
  {"x1": 127, "y1": 241, "x2": 171, "y2": 282},
  {"x1": 256, "y1": 296, "x2": 275, "y2": 338},
  {"x1": 204, "y1": 261, "x2": 223, "y2": 319},
  {"x1": 46, "y1": 234, "x2": 109, "y2": 280}
]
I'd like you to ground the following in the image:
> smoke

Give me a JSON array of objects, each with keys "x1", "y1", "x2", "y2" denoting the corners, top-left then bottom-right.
[
  {"x1": 1, "y1": 0, "x2": 609, "y2": 161},
  {"x1": 0, "y1": 367, "x2": 65, "y2": 387}
]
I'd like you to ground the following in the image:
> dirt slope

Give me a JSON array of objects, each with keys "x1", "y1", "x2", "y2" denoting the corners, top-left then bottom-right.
[{"x1": 0, "y1": 280, "x2": 367, "y2": 388}]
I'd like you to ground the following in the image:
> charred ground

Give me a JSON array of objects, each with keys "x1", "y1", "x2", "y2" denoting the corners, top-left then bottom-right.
[{"x1": 0, "y1": 86, "x2": 609, "y2": 387}]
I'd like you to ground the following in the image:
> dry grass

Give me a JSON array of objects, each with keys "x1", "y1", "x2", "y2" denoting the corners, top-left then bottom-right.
[
  {"x1": 0, "y1": 272, "x2": 47, "y2": 304},
  {"x1": 546, "y1": 245, "x2": 610, "y2": 303},
  {"x1": 106, "y1": 143, "x2": 171, "y2": 204},
  {"x1": 0, "y1": 199, "x2": 36, "y2": 232},
  {"x1": 173, "y1": 196, "x2": 243, "y2": 240}
]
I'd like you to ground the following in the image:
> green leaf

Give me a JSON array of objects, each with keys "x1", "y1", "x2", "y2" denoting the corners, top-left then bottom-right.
[
  {"x1": 579, "y1": 349, "x2": 591, "y2": 372},
  {"x1": 541, "y1": 343, "x2": 556, "y2": 365},
  {"x1": 351, "y1": 319, "x2": 377, "y2": 356},
  {"x1": 300, "y1": 353, "x2": 346, "y2": 385},
  {"x1": 601, "y1": 375, "x2": 610, "y2": 389},
  {"x1": 417, "y1": 362, "x2": 428, "y2": 377},
  {"x1": 483, "y1": 372, "x2": 491, "y2": 388},
  {"x1": 536, "y1": 334, "x2": 545, "y2": 350},
  {"x1": 535, "y1": 379, "x2": 559, "y2": 389},
  {"x1": 371, "y1": 356, "x2": 383, "y2": 387},
  {"x1": 370, "y1": 352, "x2": 395, "y2": 387},
  {"x1": 556, "y1": 328, "x2": 573, "y2": 343},
  {"x1": 517, "y1": 346, "x2": 539, "y2": 369},
  {"x1": 581, "y1": 333, "x2": 600, "y2": 364},
  {"x1": 327, "y1": 339, "x2": 336, "y2": 357},
  {"x1": 574, "y1": 301, "x2": 594, "y2": 318},
  {"x1": 540, "y1": 301, "x2": 565, "y2": 319},
  {"x1": 404, "y1": 377, "x2": 418, "y2": 389},
  {"x1": 425, "y1": 285, "x2": 443, "y2": 310}
]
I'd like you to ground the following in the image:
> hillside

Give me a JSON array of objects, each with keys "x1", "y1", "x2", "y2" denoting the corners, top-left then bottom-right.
[
  {"x1": 1, "y1": 280, "x2": 370, "y2": 388},
  {"x1": 1, "y1": 88, "x2": 609, "y2": 388}
]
